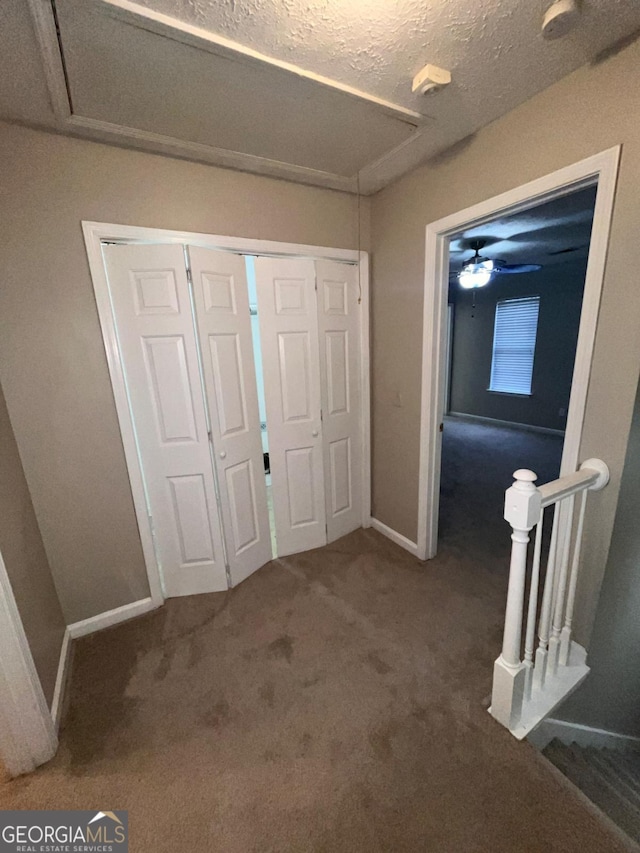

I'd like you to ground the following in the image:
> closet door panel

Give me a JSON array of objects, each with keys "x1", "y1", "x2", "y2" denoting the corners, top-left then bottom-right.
[
  {"x1": 103, "y1": 243, "x2": 228, "y2": 597},
  {"x1": 316, "y1": 260, "x2": 362, "y2": 542},
  {"x1": 286, "y1": 446, "x2": 317, "y2": 526},
  {"x1": 189, "y1": 246, "x2": 272, "y2": 585},
  {"x1": 254, "y1": 257, "x2": 326, "y2": 556}
]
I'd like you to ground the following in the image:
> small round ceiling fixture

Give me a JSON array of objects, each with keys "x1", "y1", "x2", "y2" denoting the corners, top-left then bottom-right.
[
  {"x1": 411, "y1": 64, "x2": 451, "y2": 96},
  {"x1": 542, "y1": 0, "x2": 580, "y2": 40}
]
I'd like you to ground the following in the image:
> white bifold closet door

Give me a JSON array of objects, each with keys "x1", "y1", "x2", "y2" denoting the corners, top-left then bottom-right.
[
  {"x1": 254, "y1": 257, "x2": 326, "y2": 556},
  {"x1": 103, "y1": 244, "x2": 228, "y2": 597},
  {"x1": 188, "y1": 246, "x2": 272, "y2": 586},
  {"x1": 254, "y1": 257, "x2": 362, "y2": 554},
  {"x1": 316, "y1": 260, "x2": 362, "y2": 542},
  {"x1": 104, "y1": 243, "x2": 363, "y2": 597}
]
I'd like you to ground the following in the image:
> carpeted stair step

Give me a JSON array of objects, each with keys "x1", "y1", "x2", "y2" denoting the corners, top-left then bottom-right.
[
  {"x1": 544, "y1": 741, "x2": 640, "y2": 839},
  {"x1": 617, "y1": 752, "x2": 640, "y2": 783},
  {"x1": 584, "y1": 749, "x2": 640, "y2": 811},
  {"x1": 597, "y1": 750, "x2": 640, "y2": 801},
  {"x1": 543, "y1": 740, "x2": 640, "y2": 843}
]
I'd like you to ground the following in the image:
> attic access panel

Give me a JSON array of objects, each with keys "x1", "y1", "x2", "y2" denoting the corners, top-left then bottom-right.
[{"x1": 55, "y1": 0, "x2": 423, "y2": 179}]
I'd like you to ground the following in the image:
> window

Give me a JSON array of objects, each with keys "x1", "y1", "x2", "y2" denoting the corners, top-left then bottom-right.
[{"x1": 489, "y1": 296, "x2": 540, "y2": 395}]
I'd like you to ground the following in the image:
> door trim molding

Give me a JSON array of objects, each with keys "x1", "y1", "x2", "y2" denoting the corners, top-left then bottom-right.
[
  {"x1": 0, "y1": 547, "x2": 58, "y2": 777},
  {"x1": 83, "y1": 227, "x2": 166, "y2": 607},
  {"x1": 417, "y1": 146, "x2": 621, "y2": 560},
  {"x1": 83, "y1": 222, "x2": 370, "y2": 601},
  {"x1": 359, "y1": 251, "x2": 372, "y2": 528}
]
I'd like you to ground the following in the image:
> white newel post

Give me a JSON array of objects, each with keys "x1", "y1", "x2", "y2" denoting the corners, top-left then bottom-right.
[{"x1": 491, "y1": 470, "x2": 542, "y2": 730}]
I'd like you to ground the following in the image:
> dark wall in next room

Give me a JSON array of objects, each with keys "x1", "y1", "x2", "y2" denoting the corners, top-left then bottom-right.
[
  {"x1": 448, "y1": 259, "x2": 587, "y2": 431},
  {"x1": 557, "y1": 375, "x2": 640, "y2": 737}
]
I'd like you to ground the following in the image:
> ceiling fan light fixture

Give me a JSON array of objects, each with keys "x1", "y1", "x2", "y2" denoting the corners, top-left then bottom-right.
[
  {"x1": 458, "y1": 268, "x2": 492, "y2": 289},
  {"x1": 458, "y1": 258, "x2": 494, "y2": 289}
]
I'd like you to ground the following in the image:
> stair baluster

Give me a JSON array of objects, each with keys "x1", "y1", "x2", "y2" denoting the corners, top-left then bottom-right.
[
  {"x1": 523, "y1": 509, "x2": 544, "y2": 702},
  {"x1": 549, "y1": 495, "x2": 575, "y2": 676},
  {"x1": 560, "y1": 490, "x2": 589, "y2": 666},
  {"x1": 534, "y1": 504, "x2": 560, "y2": 691}
]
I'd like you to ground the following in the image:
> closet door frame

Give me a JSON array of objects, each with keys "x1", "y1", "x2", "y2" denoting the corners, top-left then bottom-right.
[{"x1": 83, "y1": 221, "x2": 370, "y2": 604}]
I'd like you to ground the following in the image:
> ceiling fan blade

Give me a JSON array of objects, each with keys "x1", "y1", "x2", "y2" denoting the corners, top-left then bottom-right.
[
  {"x1": 547, "y1": 244, "x2": 589, "y2": 256},
  {"x1": 494, "y1": 263, "x2": 543, "y2": 274}
]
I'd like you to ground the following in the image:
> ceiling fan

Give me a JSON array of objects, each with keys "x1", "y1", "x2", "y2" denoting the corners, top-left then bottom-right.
[{"x1": 455, "y1": 239, "x2": 542, "y2": 289}]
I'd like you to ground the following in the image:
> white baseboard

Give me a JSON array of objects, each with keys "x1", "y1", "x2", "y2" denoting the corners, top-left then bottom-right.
[
  {"x1": 50, "y1": 597, "x2": 160, "y2": 731},
  {"x1": 50, "y1": 629, "x2": 72, "y2": 732},
  {"x1": 529, "y1": 717, "x2": 640, "y2": 752},
  {"x1": 370, "y1": 518, "x2": 421, "y2": 558},
  {"x1": 447, "y1": 412, "x2": 565, "y2": 437},
  {"x1": 67, "y1": 597, "x2": 158, "y2": 640}
]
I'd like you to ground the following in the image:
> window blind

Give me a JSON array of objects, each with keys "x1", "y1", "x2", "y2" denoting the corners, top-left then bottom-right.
[{"x1": 489, "y1": 296, "x2": 540, "y2": 395}]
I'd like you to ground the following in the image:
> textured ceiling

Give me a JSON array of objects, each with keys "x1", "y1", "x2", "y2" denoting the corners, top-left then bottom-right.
[
  {"x1": 132, "y1": 0, "x2": 640, "y2": 112},
  {"x1": 131, "y1": 0, "x2": 637, "y2": 105},
  {"x1": 449, "y1": 185, "x2": 597, "y2": 274},
  {"x1": 116, "y1": 0, "x2": 640, "y2": 189},
  {"x1": 2, "y1": 0, "x2": 640, "y2": 191}
]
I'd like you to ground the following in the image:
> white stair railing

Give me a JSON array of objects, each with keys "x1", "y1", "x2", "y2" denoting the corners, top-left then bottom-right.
[{"x1": 490, "y1": 459, "x2": 609, "y2": 739}]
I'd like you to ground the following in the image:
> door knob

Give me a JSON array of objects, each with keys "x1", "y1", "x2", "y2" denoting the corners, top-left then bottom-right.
[
  {"x1": 312, "y1": 430, "x2": 319, "y2": 437},
  {"x1": 219, "y1": 450, "x2": 227, "y2": 459}
]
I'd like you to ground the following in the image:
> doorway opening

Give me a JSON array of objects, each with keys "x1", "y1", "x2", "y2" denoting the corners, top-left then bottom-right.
[
  {"x1": 417, "y1": 147, "x2": 620, "y2": 563},
  {"x1": 439, "y1": 186, "x2": 597, "y2": 562},
  {"x1": 245, "y1": 255, "x2": 277, "y2": 557}
]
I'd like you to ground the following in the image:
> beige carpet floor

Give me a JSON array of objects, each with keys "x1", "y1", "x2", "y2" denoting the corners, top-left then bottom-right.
[
  {"x1": 440, "y1": 415, "x2": 564, "y2": 563},
  {"x1": 1, "y1": 424, "x2": 627, "y2": 851},
  {"x1": 0, "y1": 535, "x2": 628, "y2": 851}
]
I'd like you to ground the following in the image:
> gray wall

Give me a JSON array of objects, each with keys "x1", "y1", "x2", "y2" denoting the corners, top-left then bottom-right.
[
  {"x1": 557, "y1": 378, "x2": 640, "y2": 737},
  {"x1": 370, "y1": 37, "x2": 640, "y2": 644},
  {"x1": 449, "y1": 261, "x2": 586, "y2": 430},
  {"x1": 0, "y1": 382, "x2": 66, "y2": 706}
]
